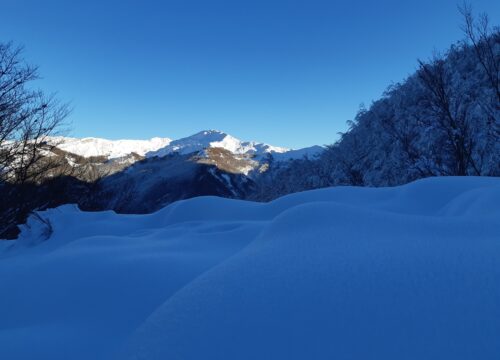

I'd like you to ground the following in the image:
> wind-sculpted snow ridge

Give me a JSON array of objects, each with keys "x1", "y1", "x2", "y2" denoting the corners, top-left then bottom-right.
[{"x1": 1, "y1": 177, "x2": 500, "y2": 360}]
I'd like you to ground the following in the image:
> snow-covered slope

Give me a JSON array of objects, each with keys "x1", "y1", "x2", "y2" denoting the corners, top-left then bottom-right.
[
  {"x1": 272, "y1": 144, "x2": 325, "y2": 161},
  {"x1": 1, "y1": 177, "x2": 500, "y2": 359},
  {"x1": 48, "y1": 136, "x2": 172, "y2": 159}
]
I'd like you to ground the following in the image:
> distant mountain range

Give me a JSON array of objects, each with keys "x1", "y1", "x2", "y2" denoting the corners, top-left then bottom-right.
[
  {"x1": 47, "y1": 130, "x2": 324, "y2": 177},
  {"x1": 50, "y1": 129, "x2": 323, "y2": 165},
  {"x1": 49, "y1": 135, "x2": 172, "y2": 159},
  {"x1": 32, "y1": 130, "x2": 326, "y2": 217}
]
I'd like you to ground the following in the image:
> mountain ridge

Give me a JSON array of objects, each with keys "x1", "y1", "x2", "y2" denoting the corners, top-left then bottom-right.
[{"x1": 49, "y1": 129, "x2": 324, "y2": 161}]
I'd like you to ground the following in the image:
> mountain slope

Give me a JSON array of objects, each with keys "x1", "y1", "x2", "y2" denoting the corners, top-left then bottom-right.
[{"x1": 85, "y1": 153, "x2": 255, "y2": 213}]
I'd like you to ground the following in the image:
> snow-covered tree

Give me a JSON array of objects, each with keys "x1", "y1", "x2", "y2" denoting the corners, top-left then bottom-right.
[{"x1": 262, "y1": 15, "x2": 499, "y2": 198}]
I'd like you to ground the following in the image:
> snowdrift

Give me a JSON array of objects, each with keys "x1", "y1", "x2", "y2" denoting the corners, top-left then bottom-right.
[{"x1": 1, "y1": 177, "x2": 500, "y2": 359}]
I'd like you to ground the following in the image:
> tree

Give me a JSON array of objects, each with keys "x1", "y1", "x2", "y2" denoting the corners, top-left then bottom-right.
[
  {"x1": 459, "y1": 4, "x2": 500, "y2": 173},
  {"x1": 459, "y1": 3, "x2": 500, "y2": 104},
  {"x1": 0, "y1": 42, "x2": 70, "y2": 238},
  {"x1": 417, "y1": 56, "x2": 478, "y2": 176}
]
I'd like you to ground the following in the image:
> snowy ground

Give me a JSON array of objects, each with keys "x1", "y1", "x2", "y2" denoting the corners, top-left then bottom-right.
[{"x1": 1, "y1": 177, "x2": 500, "y2": 359}]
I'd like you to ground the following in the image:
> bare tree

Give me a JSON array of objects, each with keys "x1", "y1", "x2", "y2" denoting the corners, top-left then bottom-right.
[
  {"x1": 459, "y1": 3, "x2": 500, "y2": 104},
  {"x1": 0, "y1": 42, "x2": 70, "y2": 238},
  {"x1": 417, "y1": 54, "x2": 488, "y2": 176}
]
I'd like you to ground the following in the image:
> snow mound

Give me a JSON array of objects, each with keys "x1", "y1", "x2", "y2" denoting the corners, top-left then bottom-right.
[{"x1": 1, "y1": 176, "x2": 500, "y2": 360}]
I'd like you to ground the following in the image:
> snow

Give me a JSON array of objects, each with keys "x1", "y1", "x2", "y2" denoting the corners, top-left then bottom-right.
[
  {"x1": 48, "y1": 136, "x2": 172, "y2": 159},
  {"x1": 47, "y1": 130, "x2": 325, "y2": 163},
  {"x1": 145, "y1": 129, "x2": 324, "y2": 161},
  {"x1": 148, "y1": 129, "x2": 290, "y2": 158},
  {"x1": 272, "y1": 144, "x2": 325, "y2": 161},
  {"x1": 1, "y1": 176, "x2": 500, "y2": 359}
]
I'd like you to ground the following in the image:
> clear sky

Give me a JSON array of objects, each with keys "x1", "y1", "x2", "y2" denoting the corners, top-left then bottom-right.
[{"x1": 2, "y1": 0, "x2": 499, "y2": 148}]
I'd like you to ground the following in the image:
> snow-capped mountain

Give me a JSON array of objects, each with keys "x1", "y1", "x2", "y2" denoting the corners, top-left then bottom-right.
[
  {"x1": 147, "y1": 130, "x2": 290, "y2": 158},
  {"x1": 48, "y1": 136, "x2": 172, "y2": 159},
  {"x1": 51, "y1": 130, "x2": 323, "y2": 162},
  {"x1": 0, "y1": 130, "x2": 326, "y2": 231}
]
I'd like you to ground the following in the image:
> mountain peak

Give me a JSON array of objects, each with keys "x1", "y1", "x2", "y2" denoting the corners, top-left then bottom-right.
[
  {"x1": 198, "y1": 129, "x2": 227, "y2": 135},
  {"x1": 185, "y1": 129, "x2": 229, "y2": 142},
  {"x1": 147, "y1": 130, "x2": 290, "y2": 158}
]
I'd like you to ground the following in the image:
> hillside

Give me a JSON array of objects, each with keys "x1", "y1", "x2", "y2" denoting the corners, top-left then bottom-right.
[{"x1": 253, "y1": 31, "x2": 499, "y2": 199}]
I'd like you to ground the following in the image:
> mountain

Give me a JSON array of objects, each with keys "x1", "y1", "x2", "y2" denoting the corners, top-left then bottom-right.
[
  {"x1": 4, "y1": 130, "x2": 323, "y2": 223},
  {"x1": 147, "y1": 130, "x2": 290, "y2": 159},
  {"x1": 49, "y1": 136, "x2": 172, "y2": 159},
  {"x1": 74, "y1": 130, "x2": 323, "y2": 213},
  {"x1": 1, "y1": 129, "x2": 326, "y2": 239},
  {"x1": 50, "y1": 130, "x2": 322, "y2": 164},
  {"x1": 47, "y1": 130, "x2": 323, "y2": 178}
]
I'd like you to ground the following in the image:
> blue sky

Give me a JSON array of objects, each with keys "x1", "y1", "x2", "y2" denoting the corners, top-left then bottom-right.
[{"x1": 2, "y1": 0, "x2": 499, "y2": 148}]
